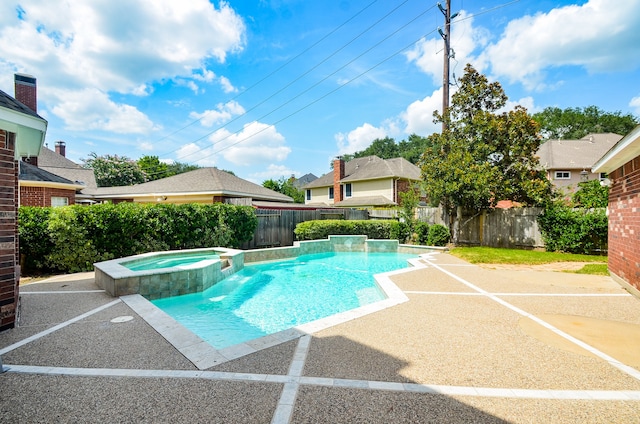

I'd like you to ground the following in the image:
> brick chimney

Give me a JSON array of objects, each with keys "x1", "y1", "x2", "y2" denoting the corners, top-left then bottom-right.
[
  {"x1": 333, "y1": 156, "x2": 345, "y2": 203},
  {"x1": 55, "y1": 141, "x2": 66, "y2": 157},
  {"x1": 14, "y1": 73, "x2": 37, "y2": 113}
]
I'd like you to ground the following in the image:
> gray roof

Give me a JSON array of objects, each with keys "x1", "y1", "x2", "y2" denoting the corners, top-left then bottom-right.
[
  {"x1": 37, "y1": 147, "x2": 98, "y2": 193},
  {"x1": 0, "y1": 89, "x2": 43, "y2": 120},
  {"x1": 19, "y1": 161, "x2": 75, "y2": 185},
  {"x1": 304, "y1": 156, "x2": 420, "y2": 189},
  {"x1": 537, "y1": 133, "x2": 623, "y2": 170},
  {"x1": 93, "y1": 167, "x2": 293, "y2": 202},
  {"x1": 292, "y1": 173, "x2": 318, "y2": 189}
]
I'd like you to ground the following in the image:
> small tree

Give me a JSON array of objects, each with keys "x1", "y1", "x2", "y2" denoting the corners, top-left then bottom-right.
[
  {"x1": 138, "y1": 155, "x2": 172, "y2": 181},
  {"x1": 82, "y1": 152, "x2": 146, "y2": 187},
  {"x1": 420, "y1": 64, "x2": 552, "y2": 242},
  {"x1": 571, "y1": 180, "x2": 609, "y2": 208},
  {"x1": 263, "y1": 177, "x2": 305, "y2": 203}
]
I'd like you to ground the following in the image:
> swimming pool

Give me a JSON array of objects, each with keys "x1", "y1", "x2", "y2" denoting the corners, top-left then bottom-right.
[{"x1": 151, "y1": 251, "x2": 415, "y2": 349}]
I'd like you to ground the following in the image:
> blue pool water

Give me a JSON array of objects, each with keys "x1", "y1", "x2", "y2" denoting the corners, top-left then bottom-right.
[
  {"x1": 151, "y1": 251, "x2": 415, "y2": 349},
  {"x1": 123, "y1": 252, "x2": 220, "y2": 271}
]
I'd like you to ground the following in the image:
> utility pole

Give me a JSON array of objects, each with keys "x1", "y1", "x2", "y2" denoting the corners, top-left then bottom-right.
[{"x1": 438, "y1": 1, "x2": 457, "y2": 133}]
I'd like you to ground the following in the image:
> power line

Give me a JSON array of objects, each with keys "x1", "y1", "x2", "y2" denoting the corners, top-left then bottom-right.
[
  {"x1": 164, "y1": 1, "x2": 434, "y2": 166},
  {"x1": 152, "y1": 0, "x2": 382, "y2": 156}
]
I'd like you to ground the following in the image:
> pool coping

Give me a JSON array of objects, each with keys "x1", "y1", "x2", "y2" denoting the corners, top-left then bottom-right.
[{"x1": 121, "y1": 248, "x2": 438, "y2": 369}]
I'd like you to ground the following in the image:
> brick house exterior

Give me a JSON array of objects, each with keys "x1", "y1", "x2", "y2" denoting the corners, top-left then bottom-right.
[
  {"x1": 19, "y1": 161, "x2": 81, "y2": 207},
  {"x1": 593, "y1": 125, "x2": 640, "y2": 296},
  {"x1": 0, "y1": 75, "x2": 47, "y2": 330}
]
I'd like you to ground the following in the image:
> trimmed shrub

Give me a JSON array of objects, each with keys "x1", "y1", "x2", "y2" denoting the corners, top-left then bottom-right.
[
  {"x1": 18, "y1": 203, "x2": 258, "y2": 274},
  {"x1": 427, "y1": 224, "x2": 450, "y2": 247},
  {"x1": 18, "y1": 207, "x2": 53, "y2": 271},
  {"x1": 537, "y1": 206, "x2": 607, "y2": 254},
  {"x1": 294, "y1": 220, "x2": 395, "y2": 241},
  {"x1": 414, "y1": 221, "x2": 430, "y2": 245},
  {"x1": 389, "y1": 221, "x2": 410, "y2": 244}
]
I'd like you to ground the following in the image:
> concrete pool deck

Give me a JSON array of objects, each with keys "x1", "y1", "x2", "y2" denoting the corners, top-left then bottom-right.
[{"x1": 1, "y1": 252, "x2": 640, "y2": 423}]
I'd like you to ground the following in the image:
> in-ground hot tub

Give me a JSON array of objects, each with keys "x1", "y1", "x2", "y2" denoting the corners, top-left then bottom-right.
[{"x1": 94, "y1": 247, "x2": 244, "y2": 299}]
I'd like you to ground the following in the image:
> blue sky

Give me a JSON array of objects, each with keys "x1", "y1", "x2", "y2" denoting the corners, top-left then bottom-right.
[{"x1": 1, "y1": 0, "x2": 639, "y2": 183}]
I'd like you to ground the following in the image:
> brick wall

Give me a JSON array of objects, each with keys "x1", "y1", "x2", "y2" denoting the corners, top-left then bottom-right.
[
  {"x1": 0, "y1": 129, "x2": 18, "y2": 331},
  {"x1": 607, "y1": 157, "x2": 640, "y2": 291},
  {"x1": 20, "y1": 186, "x2": 76, "y2": 207}
]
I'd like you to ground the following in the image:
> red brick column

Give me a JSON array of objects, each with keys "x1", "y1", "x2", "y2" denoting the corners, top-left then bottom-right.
[
  {"x1": 607, "y1": 158, "x2": 640, "y2": 291},
  {"x1": 0, "y1": 130, "x2": 18, "y2": 331},
  {"x1": 333, "y1": 158, "x2": 345, "y2": 204}
]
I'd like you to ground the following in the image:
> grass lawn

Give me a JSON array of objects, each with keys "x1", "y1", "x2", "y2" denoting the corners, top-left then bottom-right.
[{"x1": 449, "y1": 247, "x2": 608, "y2": 275}]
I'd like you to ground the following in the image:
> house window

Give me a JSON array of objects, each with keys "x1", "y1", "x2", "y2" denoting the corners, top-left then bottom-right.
[
  {"x1": 554, "y1": 171, "x2": 571, "y2": 180},
  {"x1": 328, "y1": 187, "x2": 334, "y2": 200},
  {"x1": 345, "y1": 183, "x2": 352, "y2": 198},
  {"x1": 51, "y1": 196, "x2": 68, "y2": 207},
  {"x1": 599, "y1": 172, "x2": 608, "y2": 181},
  {"x1": 306, "y1": 190, "x2": 311, "y2": 201}
]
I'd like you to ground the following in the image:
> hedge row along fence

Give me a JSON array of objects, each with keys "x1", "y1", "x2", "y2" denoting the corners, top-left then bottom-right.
[
  {"x1": 537, "y1": 206, "x2": 608, "y2": 255},
  {"x1": 19, "y1": 203, "x2": 257, "y2": 274},
  {"x1": 294, "y1": 220, "x2": 450, "y2": 247}
]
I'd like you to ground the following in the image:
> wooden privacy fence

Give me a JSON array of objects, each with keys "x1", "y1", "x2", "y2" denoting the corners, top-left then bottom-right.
[
  {"x1": 239, "y1": 205, "x2": 545, "y2": 250},
  {"x1": 240, "y1": 208, "x2": 368, "y2": 250},
  {"x1": 456, "y1": 208, "x2": 545, "y2": 249}
]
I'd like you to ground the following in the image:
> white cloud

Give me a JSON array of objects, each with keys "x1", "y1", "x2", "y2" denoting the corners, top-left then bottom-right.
[
  {"x1": 190, "y1": 101, "x2": 245, "y2": 127},
  {"x1": 175, "y1": 142, "x2": 217, "y2": 167},
  {"x1": 50, "y1": 88, "x2": 156, "y2": 134},
  {"x1": 405, "y1": 11, "x2": 488, "y2": 85},
  {"x1": 401, "y1": 88, "x2": 443, "y2": 135},
  {"x1": 218, "y1": 75, "x2": 237, "y2": 93},
  {"x1": 208, "y1": 121, "x2": 290, "y2": 166},
  {"x1": 630, "y1": 96, "x2": 640, "y2": 116},
  {"x1": 0, "y1": 0, "x2": 245, "y2": 133},
  {"x1": 480, "y1": 0, "x2": 640, "y2": 90},
  {"x1": 335, "y1": 123, "x2": 387, "y2": 155},
  {"x1": 250, "y1": 164, "x2": 300, "y2": 181},
  {"x1": 138, "y1": 141, "x2": 154, "y2": 151}
]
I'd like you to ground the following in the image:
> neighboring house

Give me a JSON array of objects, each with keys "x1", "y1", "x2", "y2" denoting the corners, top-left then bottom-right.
[
  {"x1": 0, "y1": 74, "x2": 47, "y2": 331},
  {"x1": 19, "y1": 161, "x2": 83, "y2": 206},
  {"x1": 92, "y1": 167, "x2": 293, "y2": 205},
  {"x1": 291, "y1": 173, "x2": 317, "y2": 189},
  {"x1": 36, "y1": 141, "x2": 98, "y2": 203},
  {"x1": 303, "y1": 156, "x2": 421, "y2": 208},
  {"x1": 537, "y1": 133, "x2": 623, "y2": 192},
  {"x1": 592, "y1": 125, "x2": 640, "y2": 296}
]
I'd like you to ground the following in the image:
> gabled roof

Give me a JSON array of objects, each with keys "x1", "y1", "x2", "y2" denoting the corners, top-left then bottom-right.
[
  {"x1": 304, "y1": 156, "x2": 420, "y2": 189},
  {"x1": 593, "y1": 125, "x2": 640, "y2": 173},
  {"x1": 0, "y1": 89, "x2": 41, "y2": 119},
  {"x1": 92, "y1": 167, "x2": 293, "y2": 202},
  {"x1": 537, "y1": 133, "x2": 623, "y2": 170},
  {"x1": 0, "y1": 89, "x2": 47, "y2": 159},
  {"x1": 19, "y1": 161, "x2": 77, "y2": 185},
  {"x1": 292, "y1": 173, "x2": 318, "y2": 189},
  {"x1": 37, "y1": 147, "x2": 98, "y2": 193}
]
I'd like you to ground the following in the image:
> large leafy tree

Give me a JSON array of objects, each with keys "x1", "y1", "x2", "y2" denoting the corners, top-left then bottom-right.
[
  {"x1": 533, "y1": 106, "x2": 638, "y2": 140},
  {"x1": 166, "y1": 161, "x2": 201, "y2": 176},
  {"x1": 82, "y1": 152, "x2": 147, "y2": 187},
  {"x1": 338, "y1": 134, "x2": 431, "y2": 165},
  {"x1": 421, "y1": 64, "x2": 552, "y2": 241},
  {"x1": 138, "y1": 155, "x2": 172, "y2": 181},
  {"x1": 262, "y1": 177, "x2": 305, "y2": 203}
]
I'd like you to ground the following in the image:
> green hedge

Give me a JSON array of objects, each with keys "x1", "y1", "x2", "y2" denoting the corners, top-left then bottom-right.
[
  {"x1": 294, "y1": 219, "x2": 450, "y2": 247},
  {"x1": 19, "y1": 203, "x2": 258, "y2": 274},
  {"x1": 537, "y1": 206, "x2": 607, "y2": 254}
]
